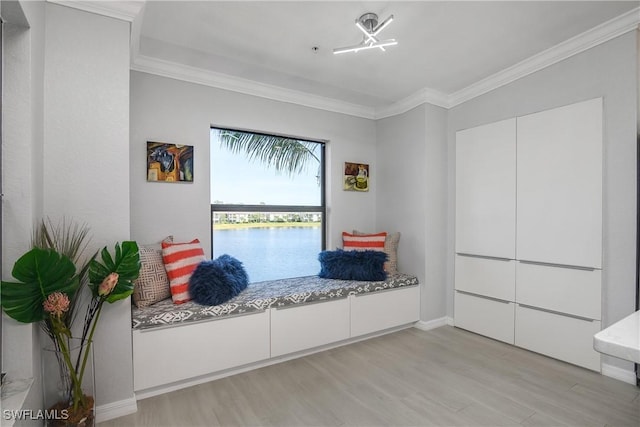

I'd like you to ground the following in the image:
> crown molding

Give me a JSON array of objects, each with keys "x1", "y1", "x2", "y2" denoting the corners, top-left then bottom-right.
[
  {"x1": 47, "y1": 0, "x2": 144, "y2": 22},
  {"x1": 131, "y1": 55, "x2": 376, "y2": 119},
  {"x1": 448, "y1": 6, "x2": 640, "y2": 108},
  {"x1": 375, "y1": 87, "x2": 450, "y2": 119}
]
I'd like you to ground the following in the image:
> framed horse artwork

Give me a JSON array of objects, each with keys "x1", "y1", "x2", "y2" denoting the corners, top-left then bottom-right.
[{"x1": 147, "y1": 142, "x2": 194, "y2": 183}]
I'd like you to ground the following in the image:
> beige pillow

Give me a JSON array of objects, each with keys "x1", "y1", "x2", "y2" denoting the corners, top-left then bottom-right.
[
  {"x1": 132, "y1": 237, "x2": 173, "y2": 307},
  {"x1": 353, "y1": 230, "x2": 400, "y2": 274}
]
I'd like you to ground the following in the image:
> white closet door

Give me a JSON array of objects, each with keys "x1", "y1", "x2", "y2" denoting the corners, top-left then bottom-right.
[
  {"x1": 516, "y1": 98, "x2": 603, "y2": 268},
  {"x1": 455, "y1": 118, "x2": 516, "y2": 259}
]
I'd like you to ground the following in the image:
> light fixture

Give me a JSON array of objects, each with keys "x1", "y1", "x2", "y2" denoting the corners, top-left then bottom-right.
[{"x1": 333, "y1": 12, "x2": 397, "y2": 55}]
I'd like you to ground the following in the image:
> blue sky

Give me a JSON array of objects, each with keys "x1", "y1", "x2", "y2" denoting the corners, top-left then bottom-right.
[{"x1": 210, "y1": 130, "x2": 321, "y2": 206}]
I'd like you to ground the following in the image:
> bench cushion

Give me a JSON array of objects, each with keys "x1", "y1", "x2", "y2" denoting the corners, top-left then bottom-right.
[{"x1": 132, "y1": 273, "x2": 419, "y2": 330}]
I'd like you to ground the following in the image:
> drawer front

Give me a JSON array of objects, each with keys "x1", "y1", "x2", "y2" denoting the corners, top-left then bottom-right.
[
  {"x1": 516, "y1": 262, "x2": 601, "y2": 320},
  {"x1": 271, "y1": 298, "x2": 350, "y2": 357},
  {"x1": 515, "y1": 304, "x2": 601, "y2": 371},
  {"x1": 133, "y1": 311, "x2": 270, "y2": 391},
  {"x1": 455, "y1": 255, "x2": 515, "y2": 301},
  {"x1": 454, "y1": 291, "x2": 515, "y2": 344},
  {"x1": 350, "y1": 286, "x2": 420, "y2": 337}
]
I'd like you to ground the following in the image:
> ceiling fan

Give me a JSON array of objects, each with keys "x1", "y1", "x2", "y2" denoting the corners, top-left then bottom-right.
[{"x1": 333, "y1": 12, "x2": 397, "y2": 55}]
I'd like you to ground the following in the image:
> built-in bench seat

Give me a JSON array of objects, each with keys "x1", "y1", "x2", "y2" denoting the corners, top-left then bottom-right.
[
  {"x1": 132, "y1": 273, "x2": 419, "y2": 330},
  {"x1": 132, "y1": 273, "x2": 420, "y2": 399}
]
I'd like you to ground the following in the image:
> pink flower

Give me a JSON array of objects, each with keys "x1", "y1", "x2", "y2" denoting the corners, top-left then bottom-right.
[
  {"x1": 98, "y1": 272, "x2": 119, "y2": 296},
  {"x1": 43, "y1": 292, "x2": 70, "y2": 318}
]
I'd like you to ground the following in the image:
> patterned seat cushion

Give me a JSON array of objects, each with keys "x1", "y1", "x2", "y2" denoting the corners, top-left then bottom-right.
[{"x1": 132, "y1": 273, "x2": 419, "y2": 330}]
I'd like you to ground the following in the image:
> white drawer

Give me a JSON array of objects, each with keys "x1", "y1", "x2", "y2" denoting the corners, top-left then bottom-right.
[
  {"x1": 350, "y1": 286, "x2": 420, "y2": 337},
  {"x1": 515, "y1": 304, "x2": 601, "y2": 371},
  {"x1": 516, "y1": 262, "x2": 601, "y2": 320},
  {"x1": 454, "y1": 291, "x2": 515, "y2": 344},
  {"x1": 133, "y1": 311, "x2": 270, "y2": 391},
  {"x1": 271, "y1": 298, "x2": 350, "y2": 357},
  {"x1": 455, "y1": 255, "x2": 515, "y2": 301}
]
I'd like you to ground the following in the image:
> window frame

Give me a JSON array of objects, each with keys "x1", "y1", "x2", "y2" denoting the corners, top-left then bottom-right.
[{"x1": 210, "y1": 127, "x2": 327, "y2": 272}]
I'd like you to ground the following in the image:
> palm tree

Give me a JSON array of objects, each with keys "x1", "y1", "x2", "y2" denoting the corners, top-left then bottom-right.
[{"x1": 214, "y1": 129, "x2": 321, "y2": 179}]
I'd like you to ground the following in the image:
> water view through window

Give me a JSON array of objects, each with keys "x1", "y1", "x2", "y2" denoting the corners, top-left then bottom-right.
[
  {"x1": 212, "y1": 220, "x2": 322, "y2": 282},
  {"x1": 210, "y1": 128, "x2": 326, "y2": 282}
]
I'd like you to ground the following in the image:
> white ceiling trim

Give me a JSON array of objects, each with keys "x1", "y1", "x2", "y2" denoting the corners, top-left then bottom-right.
[
  {"x1": 374, "y1": 87, "x2": 450, "y2": 120},
  {"x1": 131, "y1": 55, "x2": 377, "y2": 119},
  {"x1": 446, "y1": 6, "x2": 640, "y2": 108},
  {"x1": 47, "y1": 0, "x2": 144, "y2": 22}
]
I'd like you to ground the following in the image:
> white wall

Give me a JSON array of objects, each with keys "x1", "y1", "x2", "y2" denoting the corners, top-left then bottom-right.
[
  {"x1": 2, "y1": 2, "x2": 135, "y2": 417},
  {"x1": 375, "y1": 104, "x2": 448, "y2": 321},
  {"x1": 423, "y1": 104, "x2": 449, "y2": 321},
  {"x1": 447, "y1": 31, "x2": 638, "y2": 373},
  {"x1": 41, "y1": 3, "x2": 133, "y2": 411},
  {"x1": 1, "y1": 0, "x2": 46, "y2": 419},
  {"x1": 130, "y1": 72, "x2": 377, "y2": 255}
]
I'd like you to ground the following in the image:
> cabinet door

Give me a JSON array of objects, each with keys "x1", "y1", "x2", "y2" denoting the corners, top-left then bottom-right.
[
  {"x1": 350, "y1": 286, "x2": 420, "y2": 337},
  {"x1": 456, "y1": 118, "x2": 516, "y2": 259},
  {"x1": 270, "y1": 299, "x2": 350, "y2": 357},
  {"x1": 133, "y1": 311, "x2": 271, "y2": 391},
  {"x1": 516, "y1": 98, "x2": 603, "y2": 268}
]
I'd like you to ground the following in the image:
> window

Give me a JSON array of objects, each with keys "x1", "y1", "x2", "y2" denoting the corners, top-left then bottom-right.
[{"x1": 210, "y1": 127, "x2": 326, "y2": 282}]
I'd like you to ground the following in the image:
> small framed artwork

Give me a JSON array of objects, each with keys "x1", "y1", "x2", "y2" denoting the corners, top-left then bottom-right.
[
  {"x1": 343, "y1": 162, "x2": 369, "y2": 192},
  {"x1": 147, "y1": 142, "x2": 194, "y2": 183}
]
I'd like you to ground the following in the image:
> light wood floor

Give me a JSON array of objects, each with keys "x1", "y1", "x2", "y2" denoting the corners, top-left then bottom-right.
[{"x1": 100, "y1": 326, "x2": 640, "y2": 426}]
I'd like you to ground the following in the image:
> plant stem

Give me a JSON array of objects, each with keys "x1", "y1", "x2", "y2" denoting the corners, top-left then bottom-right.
[
  {"x1": 75, "y1": 297, "x2": 99, "y2": 375},
  {"x1": 53, "y1": 329, "x2": 85, "y2": 411},
  {"x1": 78, "y1": 299, "x2": 103, "y2": 395}
]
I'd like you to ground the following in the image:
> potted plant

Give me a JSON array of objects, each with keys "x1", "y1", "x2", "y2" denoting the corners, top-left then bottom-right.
[{"x1": 0, "y1": 219, "x2": 140, "y2": 426}]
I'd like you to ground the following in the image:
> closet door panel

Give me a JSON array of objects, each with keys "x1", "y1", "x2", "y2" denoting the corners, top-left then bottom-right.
[
  {"x1": 455, "y1": 255, "x2": 515, "y2": 301},
  {"x1": 455, "y1": 118, "x2": 516, "y2": 259},
  {"x1": 516, "y1": 98, "x2": 603, "y2": 268},
  {"x1": 515, "y1": 305, "x2": 601, "y2": 371},
  {"x1": 516, "y1": 262, "x2": 601, "y2": 320},
  {"x1": 454, "y1": 291, "x2": 515, "y2": 344}
]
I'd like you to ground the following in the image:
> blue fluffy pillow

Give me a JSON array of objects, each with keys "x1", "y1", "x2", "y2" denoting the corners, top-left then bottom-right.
[
  {"x1": 318, "y1": 250, "x2": 388, "y2": 281},
  {"x1": 189, "y1": 254, "x2": 249, "y2": 306}
]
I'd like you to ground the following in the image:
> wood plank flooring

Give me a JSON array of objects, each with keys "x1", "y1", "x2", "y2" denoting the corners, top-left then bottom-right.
[{"x1": 99, "y1": 326, "x2": 640, "y2": 426}]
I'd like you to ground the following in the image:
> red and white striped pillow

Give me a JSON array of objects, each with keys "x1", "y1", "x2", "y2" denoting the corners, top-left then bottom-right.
[
  {"x1": 342, "y1": 231, "x2": 387, "y2": 252},
  {"x1": 161, "y1": 239, "x2": 206, "y2": 304}
]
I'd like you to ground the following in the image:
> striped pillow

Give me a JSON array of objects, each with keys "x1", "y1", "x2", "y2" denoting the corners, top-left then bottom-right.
[
  {"x1": 342, "y1": 231, "x2": 387, "y2": 252},
  {"x1": 354, "y1": 230, "x2": 400, "y2": 274},
  {"x1": 162, "y1": 239, "x2": 206, "y2": 304}
]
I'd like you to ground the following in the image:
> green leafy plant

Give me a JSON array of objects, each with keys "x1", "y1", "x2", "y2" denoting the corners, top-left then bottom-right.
[{"x1": 0, "y1": 219, "x2": 140, "y2": 421}]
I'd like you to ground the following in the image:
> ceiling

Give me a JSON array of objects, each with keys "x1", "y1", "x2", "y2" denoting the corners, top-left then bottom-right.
[{"x1": 127, "y1": 1, "x2": 640, "y2": 115}]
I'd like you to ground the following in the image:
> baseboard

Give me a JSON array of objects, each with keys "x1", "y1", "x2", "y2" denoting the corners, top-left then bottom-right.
[
  {"x1": 413, "y1": 316, "x2": 453, "y2": 331},
  {"x1": 95, "y1": 396, "x2": 138, "y2": 423},
  {"x1": 601, "y1": 363, "x2": 637, "y2": 385}
]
